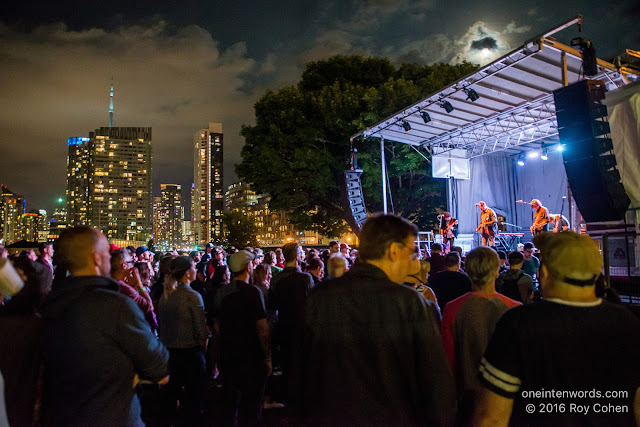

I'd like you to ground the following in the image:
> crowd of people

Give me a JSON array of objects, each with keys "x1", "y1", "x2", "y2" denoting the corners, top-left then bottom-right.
[{"x1": 0, "y1": 213, "x2": 639, "y2": 426}]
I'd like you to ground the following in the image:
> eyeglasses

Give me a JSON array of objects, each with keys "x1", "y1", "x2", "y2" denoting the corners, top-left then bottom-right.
[{"x1": 398, "y1": 241, "x2": 419, "y2": 260}]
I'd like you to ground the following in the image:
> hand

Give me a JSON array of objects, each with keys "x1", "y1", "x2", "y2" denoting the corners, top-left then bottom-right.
[{"x1": 125, "y1": 267, "x2": 143, "y2": 291}]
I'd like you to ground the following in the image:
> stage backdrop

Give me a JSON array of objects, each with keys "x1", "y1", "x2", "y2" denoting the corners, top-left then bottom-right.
[{"x1": 452, "y1": 151, "x2": 568, "y2": 236}]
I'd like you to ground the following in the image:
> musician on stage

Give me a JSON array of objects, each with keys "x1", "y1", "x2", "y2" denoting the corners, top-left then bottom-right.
[
  {"x1": 476, "y1": 201, "x2": 497, "y2": 246},
  {"x1": 529, "y1": 199, "x2": 549, "y2": 236},
  {"x1": 438, "y1": 212, "x2": 458, "y2": 250},
  {"x1": 550, "y1": 213, "x2": 570, "y2": 233}
]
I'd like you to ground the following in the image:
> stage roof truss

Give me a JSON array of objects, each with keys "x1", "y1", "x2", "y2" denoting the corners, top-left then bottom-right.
[{"x1": 353, "y1": 16, "x2": 639, "y2": 159}]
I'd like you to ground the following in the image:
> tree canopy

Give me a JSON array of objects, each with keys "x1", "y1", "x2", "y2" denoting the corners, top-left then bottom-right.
[
  {"x1": 236, "y1": 55, "x2": 477, "y2": 235},
  {"x1": 223, "y1": 211, "x2": 259, "y2": 248}
]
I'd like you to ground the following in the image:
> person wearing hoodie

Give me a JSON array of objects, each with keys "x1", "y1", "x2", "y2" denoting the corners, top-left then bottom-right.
[{"x1": 41, "y1": 226, "x2": 169, "y2": 427}]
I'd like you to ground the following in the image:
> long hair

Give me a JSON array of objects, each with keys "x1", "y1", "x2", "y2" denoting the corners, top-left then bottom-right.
[{"x1": 163, "y1": 256, "x2": 193, "y2": 299}]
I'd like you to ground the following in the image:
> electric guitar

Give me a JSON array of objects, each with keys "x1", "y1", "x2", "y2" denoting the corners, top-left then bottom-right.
[{"x1": 442, "y1": 219, "x2": 458, "y2": 236}]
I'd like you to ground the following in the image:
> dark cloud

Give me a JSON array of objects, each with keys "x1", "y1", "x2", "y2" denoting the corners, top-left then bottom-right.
[
  {"x1": 0, "y1": 0, "x2": 638, "y2": 213},
  {"x1": 470, "y1": 37, "x2": 499, "y2": 51}
]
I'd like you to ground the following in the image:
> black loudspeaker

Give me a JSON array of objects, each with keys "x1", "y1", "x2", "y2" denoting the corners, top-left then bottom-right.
[
  {"x1": 344, "y1": 171, "x2": 368, "y2": 229},
  {"x1": 553, "y1": 80, "x2": 630, "y2": 222}
]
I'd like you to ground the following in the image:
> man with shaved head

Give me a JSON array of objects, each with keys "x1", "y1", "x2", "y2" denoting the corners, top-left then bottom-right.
[{"x1": 42, "y1": 226, "x2": 169, "y2": 426}]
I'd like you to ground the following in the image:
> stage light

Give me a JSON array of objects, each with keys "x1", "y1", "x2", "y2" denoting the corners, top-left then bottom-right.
[
  {"x1": 440, "y1": 101, "x2": 454, "y2": 113},
  {"x1": 402, "y1": 120, "x2": 412, "y2": 132},
  {"x1": 463, "y1": 88, "x2": 480, "y2": 102},
  {"x1": 528, "y1": 151, "x2": 539, "y2": 158},
  {"x1": 557, "y1": 144, "x2": 565, "y2": 152},
  {"x1": 517, "y1": 155, "x2": 525, "y2": 166},
  {"x1": 541, "y1": 148, "x2": 549, "y2": 160},
  {"x1": 420, "y1": 111, "x2": 431, "y2": 123}
]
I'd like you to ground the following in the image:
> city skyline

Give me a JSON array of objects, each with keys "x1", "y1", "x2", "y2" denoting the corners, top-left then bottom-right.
[{"x1": 1, "y1": 1, "x2": 638, "y2": 213}]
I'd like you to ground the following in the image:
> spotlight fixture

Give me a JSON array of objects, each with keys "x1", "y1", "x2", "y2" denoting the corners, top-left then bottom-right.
[
  {"x1": 541, "y1": 148, "x2": 549, "y2": 160},
  {"x1": 517, "y1": 155, "x2": 525, "y2": 166},
  {"x1": 402, "y1": 120, "x2": 412, "y2": 132},
  {"x1": 440, "y1": 101, "x2": 454, "y2": 113},
  {"x1": 463, "y1": 88, "x2": 480, "y2": 102},
  {"x1": 557, "y1": 144, "x2": 565, "y2": 152},
  {"x1": 420, "y1": 111, "x2": 431, "y2": 123},
  {"x1": 528, "y1": 151, "x2": 539, "y2": 159}
]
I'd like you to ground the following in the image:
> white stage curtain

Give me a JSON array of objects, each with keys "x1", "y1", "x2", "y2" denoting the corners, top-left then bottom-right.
[{"x1": 605, "y1": 80, "x2": 640, "y2": 209}]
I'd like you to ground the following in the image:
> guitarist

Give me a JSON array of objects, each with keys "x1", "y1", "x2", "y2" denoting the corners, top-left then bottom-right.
[
  {"x1": 439, "y1": 212, "x2": 458, "y2": 250},
  {"x1": 476, "y1": 201, "x2": 497, "y2": 246},
  {"x1": 529, "y1": 199, "x2": 550, "y2": 236}
]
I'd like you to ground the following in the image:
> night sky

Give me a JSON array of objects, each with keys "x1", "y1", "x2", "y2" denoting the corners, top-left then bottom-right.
[{"x1": 1, "y1": 0, "x2": 638, "y2": 214}]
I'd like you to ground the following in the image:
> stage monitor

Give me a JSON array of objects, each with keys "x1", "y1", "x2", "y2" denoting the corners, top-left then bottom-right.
[{"x1": 432, "y1": 155, "x2": 470, "y2": 180}]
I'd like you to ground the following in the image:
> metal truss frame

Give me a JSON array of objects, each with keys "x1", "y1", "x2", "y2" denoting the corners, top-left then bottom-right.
[{"x1": 426, "y1": 95, "x2": 559, "y2": 158}]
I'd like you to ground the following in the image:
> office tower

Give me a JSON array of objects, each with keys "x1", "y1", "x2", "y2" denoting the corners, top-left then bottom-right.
[
  {"x1": 154, "y1": 184, "x2": 183, "y2": 250},
  {"x1": 67, "y1": 136, "x2": 91, "y2": 225},
  {"x1": 193, "y1": 122, "x2": 223, "y2": 244}
]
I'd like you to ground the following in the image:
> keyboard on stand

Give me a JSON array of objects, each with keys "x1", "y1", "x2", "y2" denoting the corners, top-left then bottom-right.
[{"x1": 496, "y1": 232, "x2": 524, "y2": 251}]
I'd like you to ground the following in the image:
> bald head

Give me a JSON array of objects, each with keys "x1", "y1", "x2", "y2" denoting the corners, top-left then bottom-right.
[{"x1": 57, "y1": 226, "x2": 111, "y2": 277}]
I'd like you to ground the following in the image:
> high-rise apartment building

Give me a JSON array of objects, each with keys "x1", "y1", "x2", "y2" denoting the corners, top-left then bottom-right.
[
  {"x1": 193, "y1": 123, "x2": 223, "y2": 244},
  {"x1": 89, "y1": 126, "x2": 152, "y2": 240},
  {"x1": 67, "y1": 137, "x2": 91, "y2": 225},
  {"x1": 66, "y1": 85, "x2": 153, "y2": 240},
  {"x1": 1, "y1": 185, "x2": 25, "y2": 244},
  {"x1": 153, "y1": 184, "x2": 183, "y2": 250}
]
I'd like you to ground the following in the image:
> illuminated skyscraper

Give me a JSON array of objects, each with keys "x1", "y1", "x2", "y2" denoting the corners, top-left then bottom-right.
[
  {"x1": 66, "y1": 85, "x2": 153, "y2": 240},
  {"x1": 154, "y1": 184, "x2": 183, "y2": 250},
  {"x1": 193, "y1": 123, "x2": 223, "y2": 244},
  {"x1": 1, "y1": 186, "x2": 26, "y2": 244},
  {"x1": 89, "y1": 126, "x2": 152, "y2": 240},
  {"x1": 67, "y1": 137, "x2": 91, "y2": 225}
]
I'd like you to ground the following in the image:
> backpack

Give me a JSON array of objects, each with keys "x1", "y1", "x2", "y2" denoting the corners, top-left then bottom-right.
[{"x1": 499, "y1": 271, "x2": 524, "y2": 303}]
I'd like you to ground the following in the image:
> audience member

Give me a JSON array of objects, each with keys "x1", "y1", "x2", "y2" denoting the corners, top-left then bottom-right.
[
  {"x1": 215, "y1": 250, "x2": 271, "y2": 426},
  {"x1": 326, "y1": 252, "x2": 349, "y2": 279},
  {"x1": 268, "y1": 243, "x2": 314, "y2": 403},
  {"x1": 158, "y1": 256, "x2": 208, "y2": 424},
  {"x1": 440, "y1": 247, "x2": 521, "y2": 424},
  {"x1": 41, "y1": 226, "x2": 168, "y2": 426},
  {"x1": 474, "y1": 231, "x2": 640, "y2": 425},
  {"x1": 495, "y1": 251, "x2": 533, "y2": 303},
  {"x1": 429, "y1": 252, "x2": 473, "y2": 312},
  {"x1": 293, "y1": 214, "x2": 455, "y2": 425},
  {"x1": 427, "y1": 243, "x2": 446, "y2": 274}
]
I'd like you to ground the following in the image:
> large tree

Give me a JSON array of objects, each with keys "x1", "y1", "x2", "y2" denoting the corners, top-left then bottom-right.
[
  {"x1": 223, "y1": 211, "x2": 259, "y2": 248},
  {"x1": 237, "y1": 56, "x2": 477, "y2": 235}
]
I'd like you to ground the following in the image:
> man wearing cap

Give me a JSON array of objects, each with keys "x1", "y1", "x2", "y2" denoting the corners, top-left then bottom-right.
[
  {"x1": 214, "y1": 249, "x2": 271, "y2": 425},
  {"x1": 292, "y1": 214, "x2": 455, "y2": 425},
  {"x1": 474, "y1": 231, "x2": 640, "y2": 426},
  {"x1": 529, "y1": 199, "x2": 550, "y2": 236}
]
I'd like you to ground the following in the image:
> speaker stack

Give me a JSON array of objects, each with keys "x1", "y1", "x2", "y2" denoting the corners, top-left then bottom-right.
[
  {"x1": 344, "y1": 170, "x2": 368, "y2": 230},
  {"x1": 553, "y1": 79, "x2": 630, "y2": 222}
]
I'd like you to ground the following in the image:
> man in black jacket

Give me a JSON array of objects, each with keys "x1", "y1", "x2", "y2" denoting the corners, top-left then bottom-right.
[
  {"x1": 293, "y1": 214, "x2": 456, "y2": 426},
  {"x1": 42, "y1": 226, "x2": 169, "y2": 427}
]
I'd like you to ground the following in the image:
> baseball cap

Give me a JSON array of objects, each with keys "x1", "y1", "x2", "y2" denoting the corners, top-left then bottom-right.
[
  {"x1": 135, "y1": 246, "x2": 148, "y2": 257},
  {"x1": 227, "y1": 250, "x2": 258, "y2": 273},
  {"x1": 206, "y1": 242, "x2": 215, "y2": 249},
  {"x1": 534, "y1": 231, "x2": 602, "y2": 286}
]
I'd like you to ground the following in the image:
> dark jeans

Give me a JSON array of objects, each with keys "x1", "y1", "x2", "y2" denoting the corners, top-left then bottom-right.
[
  {"x1": 222, "y1": 368, "x2": 267, "y2": 427},
  {"x1": 166, "y1": 347, "x2": 206, "y2": 425}
]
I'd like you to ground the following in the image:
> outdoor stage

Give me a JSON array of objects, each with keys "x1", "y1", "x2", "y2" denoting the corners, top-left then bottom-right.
[{"x1": 352, "y1": 16, "x2": 640, "y2": 273}]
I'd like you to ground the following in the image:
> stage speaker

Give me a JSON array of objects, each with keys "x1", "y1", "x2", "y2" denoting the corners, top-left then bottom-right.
[
  {"x1": 344, "y1": 170, "x2": 368, "y2": 229},
  {"x1": 553, "y1": 80, "x2": 630, "y2": 222}
]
